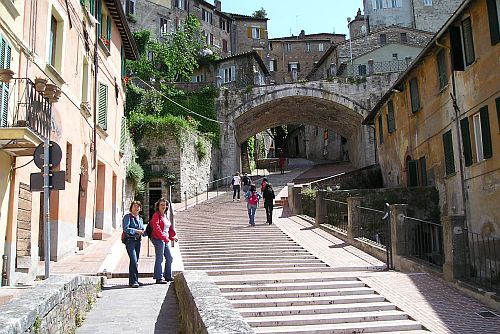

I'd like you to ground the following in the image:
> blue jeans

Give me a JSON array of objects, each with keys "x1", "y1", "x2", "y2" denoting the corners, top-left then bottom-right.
[
  {"x1": 247, "y1": 205, "x2": 257, "y2": 225},
  {"x1": 152, "y1": 238, "x2": 173, "y2": 280},
  {"x1": 125, "y1": 238, "x2": 141, "y2": 285}
]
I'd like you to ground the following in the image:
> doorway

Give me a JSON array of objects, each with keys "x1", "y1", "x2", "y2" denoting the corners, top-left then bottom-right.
[{"x1": 148, "y1": 187, "x2": 162, "y2": 222}]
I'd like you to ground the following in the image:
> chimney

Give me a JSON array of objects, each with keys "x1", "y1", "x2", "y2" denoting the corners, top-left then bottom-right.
[
  {"x1": 214, "y1": 0, "x2": 221, "y2": 12},
  {"x1": 299, "y1": 30, "x2": 305, "y2": 38}
]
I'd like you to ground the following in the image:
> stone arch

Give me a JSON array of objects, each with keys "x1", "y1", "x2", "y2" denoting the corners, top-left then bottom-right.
[{"x1": 218, "y1": 83, "x2": 375, "y2": 176}]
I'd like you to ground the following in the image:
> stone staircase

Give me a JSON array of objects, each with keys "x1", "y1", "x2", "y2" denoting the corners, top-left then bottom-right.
[{"x1": 177, "y1": 195, "x2": 431, "y2": 334}]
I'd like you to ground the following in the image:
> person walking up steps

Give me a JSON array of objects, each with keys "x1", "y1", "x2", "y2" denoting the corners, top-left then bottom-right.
[
  {"x1": 149, "y1": 197, "x2": 177, "y2": 284},
  {"x1": 122, "y1": 200, "x2": 144, "y2": 288},
  {"x1": 232, "y1": 172, "x2": 241, "y2": 201},
  {"x1": 263, "y1": 183, "x2": 275, "y2": 225},
  {"x1": 245, "y1": 184, "x2": 261, "y2": 226},
  {"x1": 242, "y1": 173, "x2": 251, "y2": 194}
]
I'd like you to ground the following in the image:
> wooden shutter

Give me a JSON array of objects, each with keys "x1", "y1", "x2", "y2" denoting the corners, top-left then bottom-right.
[
  {"x1": 436, "y1": 49, "x2": 448, "y2": 89},
  {"x1": 90, "y1": 0, "x2": 95, "y2": 15},
  {"x1": 387, "y1": 100, "x2": 396, "y2": 133},
  {"x1": 487, "y1": 0, "x2": 500, "y2": 45},
  {"x1": 247, "y1": 27, "x2": 252, "y2": 38},
  {"x1": 480, "y1": 106, "x2": 492, "y2": 159},
  {"x1": 407, "y1": 160, "x2": 419, "y2": 187},
  {"x1": 297, "y1": 63, "x2": 301, "y2": 72},
  {"x1": 287, "y1": 63, "x2": 291, "y2": 72},
  {"x1": 273, "y1": 59, "x2": 277, "y2": 71},
  {"x1": 496, "y1": 97, "x2": 500, "y2": 132},
  {"x1": 260, "y1": 28, "x2": 265, "y2": 39},
  {"x1": 462, "y1": 18, "x2": 475, "y2": 66},
  {"x1": 1, "y1": 38, "x2": 11, "y2": 128},
  {"x1": 121, "y1": 47, "x2": 125, "y2": 77},
  {"x1": 119, "y1": 116, "x2": 126, "y2": 153},
  {"x1": 460, "y1": 117, "x2": 473, "y2": 166},
  {"x1": 409, "y1": 78, "x2": 420, "y2": 113},
  {"x1": 230, "y1": 65, "x2": 236, "y2": 82},
  {"x1": 98, "y1": 83, "x2": 108, "y2": 130},
  {"x1": 449, "y1": 26, "x2": 464, "y2": 71},
  {"x1": 442, "y1": 130, "x2": 455, "y2": 175},
  {"x1": 106, "y1": 16, "x2": 112, "y2": 43},
  {"x1": 97, "y1": 0, "x2": 102, "y2": 36},
  {"x1": 419, "y1": 156, "x2": 427, "y2": 186}
]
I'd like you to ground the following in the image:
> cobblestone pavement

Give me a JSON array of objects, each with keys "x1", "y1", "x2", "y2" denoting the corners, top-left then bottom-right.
[{"x1": 76, "y1": 278, "x2": 179, "y2": 334}]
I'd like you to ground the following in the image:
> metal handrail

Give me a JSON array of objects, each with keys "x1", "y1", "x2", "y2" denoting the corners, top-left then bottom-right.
[{"x1": 324, "y1": 198, "x2": 348, "y2": 205}]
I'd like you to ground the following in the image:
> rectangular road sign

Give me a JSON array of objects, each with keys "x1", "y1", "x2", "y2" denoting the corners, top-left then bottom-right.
[{"x1": 30, "y1": 171, "x2": 66, "y2": 192}]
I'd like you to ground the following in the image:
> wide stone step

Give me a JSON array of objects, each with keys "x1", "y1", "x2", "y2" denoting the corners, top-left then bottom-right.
[
  {"x1": 247, "y1": 310, "x2": 408, "y2": 327},
  {"x1": 179, "y1": 248, "x2": 310, "y2": 256},
  {"x1": 230, "y1": 294, "x2": 385, "y2": 308},
  {"x1": 214, "y1": 275, "x2": 360, "y2": 285},
  {"x1": 185, "y1": 258, "x2": 323, "y2": 266},
  {"x1": 222, "y1": 287, "x2": 375, "y2": 300},
  {"x1": 205, "y1": 266, "x2": 338, "y2": 276},
  {"x1": 253, "y1": 320, "x2": 423, "y2": 334},
  {"x1": 180, "y1": 238, "x2": 293, "y2": 244},
  {"x1": 180, "y1": 254, "x2": 318, "y2": 260},
  {"x1": 236, "y1": 301, "x2": 396, "y2": 317},
  {"x1": 219, "y1": 280, "x2": 365, "y2": 292},
  {"x1": 185, "y1": 262, "x2": 328, "y2": 270},
  {"x1": 179, "y1": 244, "x2": 304, "y2": 251}
]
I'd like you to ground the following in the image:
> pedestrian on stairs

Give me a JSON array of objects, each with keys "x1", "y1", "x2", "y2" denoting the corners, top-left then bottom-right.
[
  {"x1": 149, "y1": 197, "x2": 177, "y2": 284},
  {"x1": 122, "y1": 200, "x2": 145, "y2": 288},
  {"x1": 242, "y1": 173, "x2": 252, "y2": 194},
  {"x1": 232, "y1": 172, "x2": 241, "y2": 201},
  {"x1": 263, "y1": 183, "x2": 275, "y2": 225},
  {"x1": 245, "y1": 184, "x2": 261, "y2": 226}
]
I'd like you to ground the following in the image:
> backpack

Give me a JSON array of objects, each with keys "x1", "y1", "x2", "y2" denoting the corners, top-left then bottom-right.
[
  {"x1": 248, "y1": 192, "x2": 258, "y2": 206},
  {"x1": 122, "y1": 214, "x2": 138, "y2": 244},
  {"x1": 145, "y1": 221, "x2": 153, "y2": 238}
]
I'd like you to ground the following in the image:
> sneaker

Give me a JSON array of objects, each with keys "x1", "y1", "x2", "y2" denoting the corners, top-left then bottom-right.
[
  {"x1": 164, "y1": 277, "x2": 174, "y2": 282},
  {"x1": 155, "y1": 279, "x2": 168, "y2": 284},
  {"x1": 130, "y1": 283, "x2": 139, "y2": 288}
]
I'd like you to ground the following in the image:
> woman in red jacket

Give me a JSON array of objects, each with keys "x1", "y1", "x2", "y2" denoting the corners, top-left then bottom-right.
[{"x1": 149, "y1": 197, "x2": 177, "y2": 284}]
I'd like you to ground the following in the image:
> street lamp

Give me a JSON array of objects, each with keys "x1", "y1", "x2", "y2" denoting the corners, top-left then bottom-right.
[{"x1": 347, "y1": 17, "x2": 353, "y2": 64}]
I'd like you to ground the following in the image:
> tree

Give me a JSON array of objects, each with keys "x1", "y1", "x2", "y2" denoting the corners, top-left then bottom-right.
[{"x1": 252, "y1": 7, "x2": 267, "y2": 19}]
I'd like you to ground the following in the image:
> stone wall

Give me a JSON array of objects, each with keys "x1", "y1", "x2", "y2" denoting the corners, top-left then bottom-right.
[
  {"x1": 310, "y1": 164, "x2": 383, "y2": 190},
  {"x1": 176, "y1": 271, "x2": 254, "y2": 334},
  {"x1": 0, "y1": 275, "x2": 100, "y2": 334}
]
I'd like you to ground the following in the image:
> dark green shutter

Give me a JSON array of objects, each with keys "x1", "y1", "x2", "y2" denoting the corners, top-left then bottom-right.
[
  {"x1": 449, "y1": 26, "x2": 464, "y2": 71},
  {"x1": 437, "y1": 49, "x2": 448, "y2": 89},
  {"x1": 443, "y1": 130, "x2": 455, "y2": 175},
  {"x1": 97, "y1": 0, "x2": 102, "y2": 36},
  {"x1": 496, "y1": 97, "x2": 500, "y2": 132},
  {"x1": 460, "y1": 117, "x2": 473, "y2": 166},
  {"x1": 98, "y1": 83, "x2": 107, "y2": 130},
  {"x1": 419, "y1": 156, "x2": 427, "y2": 186},
  {"x1": 480, "y1": 106, "x2": 492, "y2": 159},
  {"x1": 462, "y1": 18, "x2": 475, "y2": 66},
  {"x1": 121, "y1": 47, "x2": 125, "y2": 77},
  {"x1": 1, "y1": 38, "x2": 11, "y2": 128},
  {"x1": 378, "y1": 115, "x2": 384, "y2": 144},
  {"x1": 387, "y1": 100, "x2": 396, "y2": 133},
  {"x1": 487, "y1": 0, "x2": 500, "y2": 45},
  {"x1": 409, "y1": 78, "x2": 420, "y2": 113},
  {"x1": 90, "y1": 0, "x2": 95, "y2": 15},
  {"x1": 106, "y1": 15, "x2": 112, "y2": 43},
  {"x1": 119, "y1": 116, "x2": 126, "y2": 153},
  {"x1": 408, "y1": 160, "x2": 419, "y2": 187}
]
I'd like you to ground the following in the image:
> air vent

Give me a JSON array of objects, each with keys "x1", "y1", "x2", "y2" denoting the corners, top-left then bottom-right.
[{"x1": 477, "y1": 311, "x2": 499, "y2": 318}]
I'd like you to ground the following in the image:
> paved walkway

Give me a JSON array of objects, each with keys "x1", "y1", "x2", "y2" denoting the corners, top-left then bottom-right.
[{"x1": 8, "y1": 161, "x2": 500, "y2": 332}]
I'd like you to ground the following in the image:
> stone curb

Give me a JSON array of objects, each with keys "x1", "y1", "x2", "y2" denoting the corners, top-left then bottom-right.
[
  {"x1": 176, "y1": 271, "x2": 254, "y2": 334},
  {"x1": 0, "y1": 275, "x2": 100, "y2": 334}
]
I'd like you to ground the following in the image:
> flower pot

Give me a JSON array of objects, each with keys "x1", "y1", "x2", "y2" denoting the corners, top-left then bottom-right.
[
  {"x1": 43, "y1": 83, "x2": 57, "y2": 98},
  {"x1": 0, "y1": 69, "x2": 14, "y2": 84},
  {"x1": 34, "y1": 78, "x2": 48, "y2": 92}
]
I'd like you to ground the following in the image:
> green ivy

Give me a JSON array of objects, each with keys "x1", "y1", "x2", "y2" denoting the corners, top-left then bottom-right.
[
  {"x1": 195, "y1": 139, "x2": 207, "y2": 160},
  {"x1": 126, "y1": 161, "x2": 145, "y2": 194},
  {"x1": 128, "y1": 113, "x2": 193, "y2": 146}
]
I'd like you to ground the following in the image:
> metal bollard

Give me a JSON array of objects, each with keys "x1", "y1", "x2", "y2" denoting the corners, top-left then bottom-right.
[{"x1": 184, "y1": 191, "x2": 187, "y2": 209}]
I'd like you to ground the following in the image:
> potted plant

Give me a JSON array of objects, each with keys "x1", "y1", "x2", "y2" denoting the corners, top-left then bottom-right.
[
  {"x1": 43, "y1": 83, "x2": 57, "y2": 98},
  {"x1": 34, "y1": 77, "x2": 48, "y2": 92},
  {"x1": 0, "y1": 69, "x2": 15, "y2": 84}
]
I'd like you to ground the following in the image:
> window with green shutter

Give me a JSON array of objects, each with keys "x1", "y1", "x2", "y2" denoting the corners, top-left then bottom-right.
[
  {"x1": 1, "y1": 36, "x2": 12, "y2": 128},
  {"x1": 409, "y1": 78, "x2": 420, "y2": 113},
  {"x1": 443, "y1": 130, "x2": 456, "y2": 175},
  {"x1": 407, "y1": 160, "x2": 419, "y2": 187},
  {"x1": 119, "y1": 116, "x2": 126, "y2": 154},
  {"x1": 387, "y1": 100, "x2": 396, "y2": 133},
  {"x1": 461, "y1": 17, "x2": 475, "y2": 66},
  {"x1": 436, "y1": 49, "x2": 448, "y2": 89},
  {"x1": 106, "y1": 15, "x2": 112, "y2": 45},
  {"x1": 479, "y1": 106, "x2": 492, "y2": 159},
  {"x1": 460, "y1": 117, "x2": 473, "y2": 166},
  {"x1": 98, "y1": 82, "x2": 108, "y2": 130},
  {"x1": 97, "y1": 0, "x2": 102, "y2": 37},
  {"x1": 378, "y1": 115, "x2": 384, "y2": 144},
  {"x1": 486, "y1": 0, "x2": 500, "y2": 45},
  {"x1": 419, "y1": 156, "x2": 427, "y2": 186}
]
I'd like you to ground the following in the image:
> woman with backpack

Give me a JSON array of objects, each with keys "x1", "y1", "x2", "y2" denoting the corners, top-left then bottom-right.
[
  {"x1": 122, "y1": 200, "x2": 145, "y2": 288},
  {"x1": 245, "y1": 184, "x2": 262, "y2": 226},
  {"x1": 263, "y1": 183, "x2": 276, "y2": 225},
  {"x1": 149, "y1": 197, "x2": 177, "y2": 284},
  {"x1": 260, "y1": 177, "x2": 268, "y2": 193}
]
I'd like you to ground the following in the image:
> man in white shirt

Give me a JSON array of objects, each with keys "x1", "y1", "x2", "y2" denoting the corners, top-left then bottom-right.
[{"x1": 232, "y1": 172, "x2": 241, "y2": 201}]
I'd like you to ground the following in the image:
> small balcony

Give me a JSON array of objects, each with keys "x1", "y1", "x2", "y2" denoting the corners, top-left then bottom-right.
[{"x1": 0, "y1": 79, "x2": 51, "y2": 157}]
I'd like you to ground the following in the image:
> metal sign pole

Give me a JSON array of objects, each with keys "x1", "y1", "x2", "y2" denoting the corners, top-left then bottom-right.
[{"x1": 43, "y1": 136, "x2": 50, "y2": 279}]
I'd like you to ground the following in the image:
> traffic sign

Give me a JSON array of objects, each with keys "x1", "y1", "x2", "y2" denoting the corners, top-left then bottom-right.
[
  {"x1": 33, "y1": 141, "x2": 62, "y2": 169},
  {"x1": 30, "y1": 171, "x2": 66, "y2": 192}
]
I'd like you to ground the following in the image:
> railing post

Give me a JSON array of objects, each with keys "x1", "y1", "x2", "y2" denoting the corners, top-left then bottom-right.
[
  {"x1": 184, "y1": 191, "x2": 187, "y2": 210},
  {"x1": 196, "y1": 187, "x2": 198, "y2": 204},
  {"x1": 347, "y1": 197, "x2": 362, "y2": 242},
  {"x1": 442, "y1": 215, "x2": 466, "y2": 282},
  {"x1": 389, "y1": 204, "x2": 408, "y2": 269},
  {"x1": 292, "y1": 184, "x2": 303, "y2": 215},
  {"x1": 216, "y1": 180, "x2": 219, "y2": 197},
  {"x1": 315, "y1": 190, "x2": 327, "y2": 228},
  {"x1": 207, "y1": 183, "x2": 209, "y2": 200}
]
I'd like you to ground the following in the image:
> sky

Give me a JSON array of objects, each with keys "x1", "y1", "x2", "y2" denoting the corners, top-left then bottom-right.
[{"x1": 220, "y1": 0, "x2": 365, "y2": 38}]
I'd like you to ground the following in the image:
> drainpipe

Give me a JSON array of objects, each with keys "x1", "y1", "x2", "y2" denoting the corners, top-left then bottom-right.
[
  {"x1": 435, "y1": 40, "x2": 468, "y2": 228},
  {"x1": 1, "y1": 255, "x2": 7, "y2": 286},
  {"x1": 92, "y1": 0, "x2": 99, "y2": 171},
  {"x1": 367, "y1": 124, "x2": 377, "y2": 164}
]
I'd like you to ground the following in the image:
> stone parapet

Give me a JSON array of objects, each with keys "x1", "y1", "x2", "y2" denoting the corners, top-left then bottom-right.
[
  {"x1": 176, "y1": 271, "x2": 254, "y2": 334},
  {"x1": 0, "y1": 275, "x2": 100, "y2": 334}
]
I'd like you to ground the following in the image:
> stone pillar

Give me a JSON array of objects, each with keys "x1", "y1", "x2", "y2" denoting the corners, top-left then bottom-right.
[
  {"x1": 389, "y1": 204, "x2": 408, "y2": 270},
  {"x1": 315, "y1": 190, "x2": 327, "y2": 228},
  {"x1": 292, "y1": 185, "x2": 303, "y2": 215},
  {"x1": 287, "y1": 183, "x2": 295, "y2": 212},
  {"x1": 347, "y1": 197, "x2": 362, "y2": 241},
  {"x1": 368, "y1": 59, "x2": 374, "y2": 75},
  {"x1": 442, "y1": 215, "x2": 466, "y2": 282}
]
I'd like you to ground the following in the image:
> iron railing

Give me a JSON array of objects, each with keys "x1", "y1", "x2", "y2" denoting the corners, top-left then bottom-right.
[
  {"x1": 464, "y1": 231, "x2": 500, "y2": 292},
  {"x1": 5, "y1": 79, "x2": 51, "y2": 139},
  {"x1": 357, "y1": 205, "x2": 388, "y2": 248},
  {"x1": 324, "y1": 198, "x2": 348, "y2": 232},
  {"x1": 403, "y1": 216, "x2": 444, "y2": 268}
]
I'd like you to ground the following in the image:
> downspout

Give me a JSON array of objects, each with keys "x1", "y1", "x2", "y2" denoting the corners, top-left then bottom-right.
[
  {"x1": 367, "y1": 124, "x2": 377, "y2": 164},
  {"x1": 92, "y1": 0, "x2": 98, "y2": 171},
  {"x1": 435, "y1": 40, "x2": 468, "y2": 228}
]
